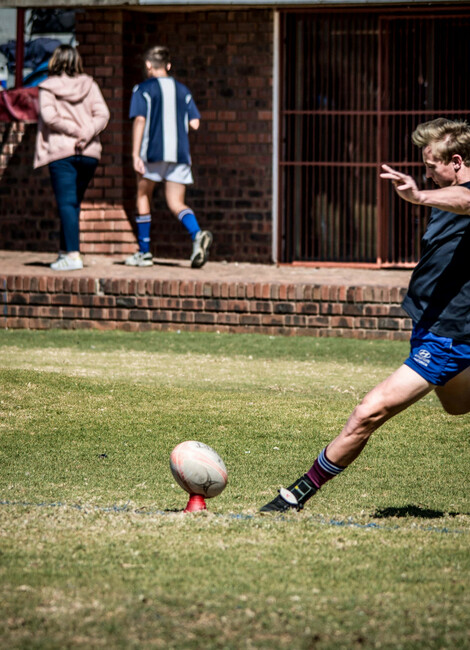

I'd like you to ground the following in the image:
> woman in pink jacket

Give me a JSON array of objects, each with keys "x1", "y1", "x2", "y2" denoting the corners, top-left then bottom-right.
[{"x1": 34, "y1": 45, "x2": 110, "y2": 271}]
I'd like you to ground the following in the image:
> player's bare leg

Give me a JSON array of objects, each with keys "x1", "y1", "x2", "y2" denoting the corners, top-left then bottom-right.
[
  {"x1": 136, "y1": 175, "x2": 156, "y2": 214},
  {"x1": 326, "y1": 365, "x2": 433, "y2": 466},
  {"x1": 435, "y1": 365, "x2": 470, "y2": 415},
  {"x1": 165, "y1": 181, "x2": 213, "y2": 268},
  {"x1": 164, "y1": 181, "x2": 188, "y2": 216},
  {"x1": 261, "y1": 365, "x2": 433, "y2": 513}
]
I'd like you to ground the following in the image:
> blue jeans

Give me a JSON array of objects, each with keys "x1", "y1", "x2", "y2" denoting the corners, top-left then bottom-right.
[{"x1": 48, "y1": 155, "x2": 98, "y2": 252}]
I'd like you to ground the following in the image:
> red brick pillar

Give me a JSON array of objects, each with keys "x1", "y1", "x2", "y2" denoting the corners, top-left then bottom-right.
[{"x1": 75, "y1": 9, "x2": 137, "y2": 256}]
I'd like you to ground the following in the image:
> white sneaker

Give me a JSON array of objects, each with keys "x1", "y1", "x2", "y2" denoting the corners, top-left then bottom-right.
[
  {"x1": 50, "y1": 254, "x2": 83, "y2": 271},
  {"x1": 190, "y1": 230, "x2": 213, "y2": 268},
  {"x1": 125, "y1": 252, "x2": 153, "y2": 267}
]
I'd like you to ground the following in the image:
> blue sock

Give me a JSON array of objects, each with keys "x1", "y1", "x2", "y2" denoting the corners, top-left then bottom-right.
[
  {"x1": 135, "y1": 214, "x2": 151, "y2": 253},
  {"x1": 178, "y1": 209, "x2": 200, "y2": 241}
]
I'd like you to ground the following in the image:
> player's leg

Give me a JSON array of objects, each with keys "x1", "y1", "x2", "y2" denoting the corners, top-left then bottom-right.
[
  {"x1": 326, "y1": 364, "x2": 433, "y2": 465},
  {"x1": 260, "y1": 364, "x2": 433, "y2": 512},
  {"x1": 164, "y1": 180, "x2": 187, "y2": 217},
  {"x1": 165, "y1": 180, "x2": 212, "y2": 268},
  {"x1": 126, "y1": 176, "x2": 156, "y2": 267},
  {"x1": 136, "y1": 176, "x2": 155, "y2": 216},
  {"x1": 435, "y1": 365, "x2": 470, "y2": 415}
]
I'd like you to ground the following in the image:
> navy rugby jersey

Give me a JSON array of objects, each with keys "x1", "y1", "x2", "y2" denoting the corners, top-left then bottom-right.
[
  {"x1": 129, "y1": 77, "x2": 200, "y2": 165},
  {"x1": 402, "y1": 181, "x2": 470, "y2": 341}
]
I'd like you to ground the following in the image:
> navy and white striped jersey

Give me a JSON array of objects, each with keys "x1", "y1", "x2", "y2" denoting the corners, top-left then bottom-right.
[{"x1": 129, "y1": 77, "x2": 200, "y2": 165}]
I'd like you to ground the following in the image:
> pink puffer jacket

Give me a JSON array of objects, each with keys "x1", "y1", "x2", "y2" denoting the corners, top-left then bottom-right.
[{"x1": 34, "y1": 73, "x2": 110, "y2": 168}]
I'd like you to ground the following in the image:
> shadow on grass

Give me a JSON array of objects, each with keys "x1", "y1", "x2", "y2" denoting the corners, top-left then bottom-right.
[{"x1": 373, "y1": 505, "x2": 465, "y2": 519}]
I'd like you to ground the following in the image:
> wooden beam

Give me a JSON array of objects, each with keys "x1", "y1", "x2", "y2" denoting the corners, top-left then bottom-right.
[{"x1": 14, "y1": 8, "x2": 25, "y2": 89}]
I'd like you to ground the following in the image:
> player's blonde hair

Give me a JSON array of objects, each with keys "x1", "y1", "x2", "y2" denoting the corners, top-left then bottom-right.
[
  {"x1": 412, "y1": 118, "x2": 470, "y2": 165},
  {"x1": 144, "y1": 46, "x2": 171, "y2": 70}
]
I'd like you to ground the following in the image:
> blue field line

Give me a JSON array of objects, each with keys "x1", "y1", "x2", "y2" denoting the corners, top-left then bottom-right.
[{"x1": 0, "y1": 499, "x2": 466, "y2": 535}]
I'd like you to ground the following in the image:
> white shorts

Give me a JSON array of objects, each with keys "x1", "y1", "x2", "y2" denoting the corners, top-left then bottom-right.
[{"x1": 143, "y1": 162, "x2": 194, "y2": 185}]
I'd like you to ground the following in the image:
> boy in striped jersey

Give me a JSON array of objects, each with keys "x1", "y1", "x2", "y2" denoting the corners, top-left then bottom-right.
[{"x1": 125, "y1": 46, "x2": 212, "y2": 268}]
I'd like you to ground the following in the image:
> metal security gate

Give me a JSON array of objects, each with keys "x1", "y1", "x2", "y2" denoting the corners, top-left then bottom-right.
[{"x1": 279, "y1": 10, "x2": 470, "y2": 266}]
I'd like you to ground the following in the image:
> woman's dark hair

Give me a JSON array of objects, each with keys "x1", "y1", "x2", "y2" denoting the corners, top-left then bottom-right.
[{"x1": 48, "y1": 44, "x2": 84, "y2": 76}]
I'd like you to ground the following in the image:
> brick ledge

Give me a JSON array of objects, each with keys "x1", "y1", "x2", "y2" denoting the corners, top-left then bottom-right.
[{"x1": 0, "y1": 267, "x2": 412, "y2": 339}]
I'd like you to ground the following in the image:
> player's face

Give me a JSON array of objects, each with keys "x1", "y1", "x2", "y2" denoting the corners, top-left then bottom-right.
[{"x1": 422, "y1": 145, "x2": 456, "y2": 187}]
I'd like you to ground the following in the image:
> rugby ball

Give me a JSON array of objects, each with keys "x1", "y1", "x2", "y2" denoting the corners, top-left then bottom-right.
[{"x1": 170, "y1": 441, "x2": 228, "y2": 498}]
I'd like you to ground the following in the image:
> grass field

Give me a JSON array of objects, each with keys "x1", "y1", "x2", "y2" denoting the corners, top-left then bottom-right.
[{"x1": 0, "y1": 329, "x2": 469, "y2": 649}]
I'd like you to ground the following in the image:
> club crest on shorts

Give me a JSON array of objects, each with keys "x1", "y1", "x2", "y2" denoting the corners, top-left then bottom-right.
[{"x1": 414, "y1": 348, "x2": 432, "y2": 367}]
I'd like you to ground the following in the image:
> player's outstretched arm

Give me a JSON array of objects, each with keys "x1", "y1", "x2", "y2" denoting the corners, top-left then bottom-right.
[
  {"x1": 380, "y1": 164, "x2": 423, "y2": 204},
  {"x1": 381, "y1": 164, "x2": 470, "y2": 215}
]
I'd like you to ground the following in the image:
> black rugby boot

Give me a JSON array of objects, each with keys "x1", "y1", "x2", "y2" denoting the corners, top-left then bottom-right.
[{"x1": 260, "y1": 474, "x2": 317, "y2": 513}]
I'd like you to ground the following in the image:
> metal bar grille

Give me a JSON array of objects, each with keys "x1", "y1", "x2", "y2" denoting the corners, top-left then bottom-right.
[{"x1": 279, "y1": 11, "x2": 470, "y2": 266}]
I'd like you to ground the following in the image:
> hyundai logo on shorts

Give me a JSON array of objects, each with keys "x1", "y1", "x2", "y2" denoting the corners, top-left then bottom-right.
[{"x1": 414, "y1": 348, "x2": 432, "y2": 366}]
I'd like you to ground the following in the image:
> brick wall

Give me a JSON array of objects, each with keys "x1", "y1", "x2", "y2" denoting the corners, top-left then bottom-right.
[
  {"x1": 76, "y1": 9, "x2": 136, "y2": 256},
  {"x1": 0, "y1": 122, "x2": 57, "y2": 251},
  {"x1": 0, "y1": 9, "x2": 274, "y2": 263},
  {"x1": 1, "y1": 272, "x2": 412, "y2": 340}
]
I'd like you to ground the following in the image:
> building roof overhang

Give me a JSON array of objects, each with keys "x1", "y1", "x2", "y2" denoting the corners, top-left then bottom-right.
[{"x1": 3, "y1": 0, "x2": 468, "y2": 9}]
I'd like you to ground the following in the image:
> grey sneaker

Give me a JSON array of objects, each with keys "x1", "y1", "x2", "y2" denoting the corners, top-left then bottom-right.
[
  {"x1": 190, "y1": 230, "x2": 213, "y2": 268},
  {"x1": 50, "y1": 254, "x2": 83, "y2": 271},
  {"x1": 125, "y1": 252, "x2": 153, "y2": 267}
]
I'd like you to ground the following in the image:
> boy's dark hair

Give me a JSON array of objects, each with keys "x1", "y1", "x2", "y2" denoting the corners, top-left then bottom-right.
[
  {"x1": 48, "y1": 44, "x2": 83, "y2": 76},
  {"x1": 144, "y1": 46, "x2": 171, "y2": 70}
]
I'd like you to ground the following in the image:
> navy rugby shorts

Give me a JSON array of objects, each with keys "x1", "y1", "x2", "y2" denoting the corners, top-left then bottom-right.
[{"x1": 404, "y1": 325, "x2": 470, "y2": 386}]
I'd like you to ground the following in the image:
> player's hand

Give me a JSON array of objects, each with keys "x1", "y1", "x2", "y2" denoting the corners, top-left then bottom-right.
[
  {"x1": 380, "y1": 164, "x2": 423, "y2": 204},
  {"x1": 133, "y1": 156, "x2": 146, "y2": 175}
]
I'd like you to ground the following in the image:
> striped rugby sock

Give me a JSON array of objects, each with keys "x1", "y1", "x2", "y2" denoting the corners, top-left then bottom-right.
[
  {"x1": 178, "y1": 209, "x2": 200, "y2": 241},
  {"x1": 306, "y1": 447, "x2": 345, "y2": 489}
]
